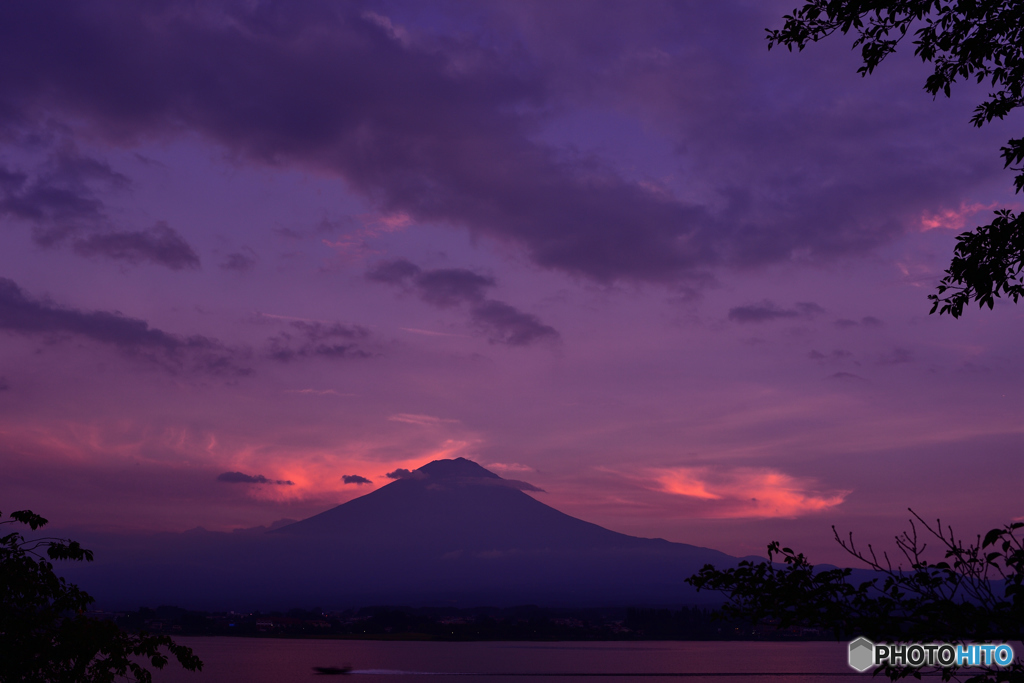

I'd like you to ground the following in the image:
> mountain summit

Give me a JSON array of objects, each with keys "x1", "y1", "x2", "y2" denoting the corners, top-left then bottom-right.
[
  {"x1": 409, "y1": 456, "x2": 503, "y2": 479},
  {"x1": 68, "y1": 459, "x2": 746, "y2": 609}
]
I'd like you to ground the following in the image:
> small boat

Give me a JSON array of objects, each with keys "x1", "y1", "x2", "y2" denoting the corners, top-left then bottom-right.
[{"x1": 312, "y1": 665, "x2": 352, "y2": 675}]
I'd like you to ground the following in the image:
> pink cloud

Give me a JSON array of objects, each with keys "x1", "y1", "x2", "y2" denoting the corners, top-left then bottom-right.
[
  {"x1": 0, "y1": 414, "x2": 486, "y2": 529},
  {"x1": 648, "y1": 466, "x2": 850, "y2": 519},
  {"x1": 371, "y1": 212, "x2": 414, "y2": 232},
  {"x1": 322, "y1": 212, "x2": 414, "y2": 259},
  {"x1": 918, "y1": 202, "x2": 997, "y2": 232},
  {"x1": 486, "y1": 462, "x2": 535, "y2": 474},
  {"x1": 656, "y1": 468, "x2": 720, "y2": 500}
]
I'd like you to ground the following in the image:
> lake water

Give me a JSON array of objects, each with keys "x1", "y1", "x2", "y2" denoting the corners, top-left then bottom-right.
[{"x1": 150, "y1": 639, "x2": 882, "y2": 683}]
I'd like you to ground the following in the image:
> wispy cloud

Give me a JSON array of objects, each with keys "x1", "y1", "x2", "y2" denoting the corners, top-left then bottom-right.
[
  {"x1": 919, "y1": 202, "x2": 997, "y2": 231},
  {"x1": 0, "y1": 147, "x2": 201, "y2": 270},
  {"x1": 220, "y1": 249, "x2": 257, "y2": 272},
  {"x1": 216, "y1": 471, "x2": 294, "y2": 485},
  {"x1": 877, "y1": 348, "x2": 913, "y2": 365},
  {"x1": 834, "y1": 316, "x2": 884, "y2": 328},
  {"x1": 284, "y1": 389, "x2": 348, "y2": 396},
  {"x1": 728, "y1": 300, "x2": 825, "y2": 324},
  {"x1": 267, "y1": 320, "x2": 373, "y2": 362},
  {"x1": 73, "y1": 222, "x2": 200, "y2": 270},
  {"x1": 649, "y1": 466, "x2": 849, "y2": 518},
  {"x1": 368, "y1": 259, "x2": 558, "y2": 346},
  {"x1": 0, "y1": 276, "x2": 249, "y2": 375},
  {"x1": 322, "y1": 211, "x2": 413, "y2": 258},
  {"x1": 487, "y1": 462, "x2": 535, "y2": 473},
  {"x1": 388, "y1": 413, "x2": 461, "y2": 426},
  {"x1": 385, "y1": 467, "x2": 420, "y2": 480},
  {"x1": 399, "y1": 327, "x2": 470, "y2": 338}
]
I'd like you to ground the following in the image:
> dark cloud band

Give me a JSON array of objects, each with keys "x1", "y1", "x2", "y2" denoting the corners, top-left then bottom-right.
[
  {"x1": 266, "y1": 320, "x2": 373, "y2": 362},
  {"x1": 728, "y1": 300, "x2": 824, "y2": 324},
  {"x1": 216, "y1": 471, "x2": 294, "y2": 485},
  {"x1": 0, "y1": 1, "x2": 913, "y2": 285},
  {"x1": 73, "y1": 222, "x2": 200, "y2": 270},
  {"x1": 0, "y1": 276, "x2": 249, "y2": 375},
  {"x1": 0, "y1": 147, "x2": 199, "y2": 270},
  {"x1": 368, "y1": 259, "x2": 557, "y2": 346}
]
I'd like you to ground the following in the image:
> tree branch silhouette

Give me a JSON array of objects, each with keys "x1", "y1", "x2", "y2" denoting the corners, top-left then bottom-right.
[
  {"x1": 767, "y1": 0, "x2": 1024, "y2": 317},
  {"x1": 0, "y1": 508, "x2": 202, "y2": 682},
  {"x1": 687, "y1": 510, "x2": 1024, "y2": 682}
]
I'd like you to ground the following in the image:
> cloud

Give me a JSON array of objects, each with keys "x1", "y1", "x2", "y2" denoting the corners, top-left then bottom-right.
[
  {"x1": 400, "y1": 327, "x2": 468, "y2": 338},
  {"x1": 267, "y1": 319, "x2": 372, "y2": 362},
  {"x1": 290, "y1": 321, "x2": 368, "y2": 342},
  {"x1": 808, "y1": 349, "x2": 854, "y2": 362},
  {"x1": 0, "y1": 2, "x2": 832, "y2": 286},
  {"x1": 382, "y1": 465, "x2": 543, "y2": 491},
  {"x1": 0, "y1": 146, "x2": 203, "y2": 270},
  {"x1": 919, "y1": 201, "x2": 997, "y2": 231},
  {"x1": 0, "y1": 148, "x2": 124, "y2": 236},
  {"x1": 220, "y1": 250, "x2": 256, "y2": 272},
  {"x1": 448, "y1": 475, "x2": 546, "y2": 492},
  {"x1": 216, "y1": 471, "x2": 293, "y2": 485},
  {"x1": 0, "y1": 2, "x2": 1000, "y2": 286},
  {"x1": 367, "y1": 259, "x2": 493, "y2": 306},
  {"x1": 365, "y1": 259, "x2": 422, "y2": 285},
  {"x1": 415, "y1": 269, "x2": 495, "y2": 307},
  {"x1": 728, "y1": 300, "x2": 824, "y2": 324},
  {"x1": 0, "y1": 277, "x2": 249, "y2": 375},
  {"x1": 878, "y1": 348, "x2": 913, "y2": 365},
  {"x1": 72, "y1": 222, "x2": 200, "y2": 270},
  {"x1": 835, "y1": 316, "x2": 884, "y2": 329},
  {"x1": 284, "y1": 388, "x2": 344, "y2": 396},
  {"x1": 654, "y1": 466, "x2": 849, "y2": 518},
  {"x1": 368, "y1": 259, "x2": 558, "y2": 345},
  {"x1": 486, "y1": 462, "x2": 534, "y2": 473},
  {"x1": 342, "y1": 474, "x2": 372, "y2": 485},
  {"x1": 0, "y1": 0, "x2": 720, "y2": 285},
  {"x1": 0, "y1": 147, "x2": 200, "y2": 270},
  {"x1": 13, "y1": 189, "x2": 102, "y2": 241},
  {"x1": 468, "y1": 300, "x2": 558, "y2": 346},
  {"x1": 388, "y1": 413, "x2": 460, "y2": 426},
  {"x1": 496, "y1": 478, "x2": 545, "y2": 493},
  {"x1": 829, "y1": 371, "x2": 866, "y2": 381}
]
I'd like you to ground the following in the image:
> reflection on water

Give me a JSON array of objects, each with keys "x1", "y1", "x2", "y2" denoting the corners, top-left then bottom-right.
[{"x1": 151, "y1": 639, "x2": 871, "y2": 683}]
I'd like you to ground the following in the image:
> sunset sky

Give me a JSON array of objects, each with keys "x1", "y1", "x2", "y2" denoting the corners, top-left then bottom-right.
[{"x1": 1, "y1": 0, "x2": 1021, "y2": 564}]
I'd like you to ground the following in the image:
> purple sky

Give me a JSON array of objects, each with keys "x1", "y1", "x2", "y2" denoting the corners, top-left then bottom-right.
[{"x1": 1, "y1": 0, "x2": 1020, "y2": 564}]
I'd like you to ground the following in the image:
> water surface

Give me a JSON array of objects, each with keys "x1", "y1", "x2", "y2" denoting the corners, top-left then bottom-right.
[{"x1": 151, "y1": 639, "x2": 870, "y2": 683}]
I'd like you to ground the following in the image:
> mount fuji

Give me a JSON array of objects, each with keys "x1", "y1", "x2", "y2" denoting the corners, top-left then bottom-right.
[{"x1": 64, "y1": 458, "x2": 752, "y2": 609}]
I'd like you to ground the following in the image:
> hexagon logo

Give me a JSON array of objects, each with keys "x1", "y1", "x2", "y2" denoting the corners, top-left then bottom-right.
[{"x1": 848, "y1": 637, "x2": 875, "y2": 672}]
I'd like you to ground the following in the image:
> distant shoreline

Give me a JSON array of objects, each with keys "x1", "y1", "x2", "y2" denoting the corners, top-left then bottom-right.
[{"x1": 98, "y1": 605, "x2": 834, "y2": 642}]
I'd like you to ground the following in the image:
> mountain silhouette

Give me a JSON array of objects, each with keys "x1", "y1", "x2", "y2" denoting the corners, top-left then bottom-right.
[
  {"x1": 64, "y1": 458, "x2": 752, "y2": 610},
  {"x1": 276, "y1": 457, "x2": 663, "y2": 552}
]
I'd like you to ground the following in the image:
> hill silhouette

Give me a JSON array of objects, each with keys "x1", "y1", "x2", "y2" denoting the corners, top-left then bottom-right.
[{"x1": 62, "y1": 458, "x2": 752, "y2": 610}]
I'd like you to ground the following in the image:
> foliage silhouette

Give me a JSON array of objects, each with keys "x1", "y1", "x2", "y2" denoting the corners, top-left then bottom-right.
[
  {"x1": 767, "y1": 0, "x2": 1024, "y2": 317},
  {"x1": 687, "y1": 510, "x2": 1023, "y2": 682},
  {"x1": 0, "y1": 508, "x2": 202, "y2": 682}
]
